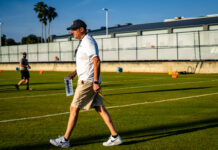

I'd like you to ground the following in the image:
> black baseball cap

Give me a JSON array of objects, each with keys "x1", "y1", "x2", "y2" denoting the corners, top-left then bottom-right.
[
  {"x1": 67, "y1": 19, "x2": 87, "y2": 30},
  {"x1": 22, "y1": 52, "x2": 27, "y2": 55}
]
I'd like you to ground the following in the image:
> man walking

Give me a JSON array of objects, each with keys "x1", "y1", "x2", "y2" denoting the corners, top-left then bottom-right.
[
  {"x1": 50, "y1": 19, "x2": 122, "y2": 148},
  {"x1": 15, "y1": 52, "x2": 31, "y2": 90}
]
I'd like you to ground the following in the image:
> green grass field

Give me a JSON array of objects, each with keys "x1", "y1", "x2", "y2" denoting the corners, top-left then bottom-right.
[{"x1": 0, "y1": 71, "x2": 217, "y2": 150}]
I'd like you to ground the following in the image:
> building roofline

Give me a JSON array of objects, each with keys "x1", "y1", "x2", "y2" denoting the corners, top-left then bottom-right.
[{"x1": 54, "y1": 16, "x2": 218, "y2": 38}]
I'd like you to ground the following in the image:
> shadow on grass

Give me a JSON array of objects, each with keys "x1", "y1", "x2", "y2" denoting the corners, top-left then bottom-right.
[
  {"x1": 0, "y1": 82, "x2": 64, "y2": 93},
  {"x1": 101, "y1": 83, "x2": 123, "y2": 88},
  {"x1": 0, "y1": 82, "x2": 123, "y2": 93},
  {"x1": 104, "y1": 86, "x2": 212, "y2": 96},
  {"x1": 0, "y1": 82, "x2": 65, "y2": 93},
  {"x1": 122, "y1": 124, "x2": 218, "y2": 145},
  {"x1": 1, "y1": 117, "x2": 217, "y2": 150},
  {"x1": 0, "y1": 88, "x2": 65, "y2": 93},
  {"x1": 31, "y1": 88, "x2": 65, "y2": 92},
  {"x1": 0, "y1": 82, "x2": 62, "y2": 87}
]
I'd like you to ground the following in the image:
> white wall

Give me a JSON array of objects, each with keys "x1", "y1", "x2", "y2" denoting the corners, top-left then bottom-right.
[
  {"x1": 1, "y1": 30, "x2": 218, "y2": 63},
  {"x1": 173, "y1": 27, "x2": 203, "y2": 32},
  {"x1": 143, "y1": 29, "x2": 168, "y2": 35},
  {"x1": 209, "y1": 25, "x2": 218, "y2": 30},
  {"x1": 1, "y1": 61, "x2": 218, "y2": 73}
]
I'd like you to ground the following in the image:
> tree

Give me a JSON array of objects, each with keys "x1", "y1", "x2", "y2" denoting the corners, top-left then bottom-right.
[
  {"x1": 1, "y1": 34, "x2": 6, "y2": 46},
  {"x1": 21, "y1": 34, "x2": 41, "y2": 44},
  {"x1": 34, "y1": 2, "x2": 58, "y2": 43},
  {"x1": 37, "y1": 36, "x2": 42, "y2": 43},
  {"x1": 34, "y1": 1, "x2": 48, "y2": 43},
  {"x1": 1, "y1": 34, "x2": 17, "y2": 46},
  {"x1": 5, "y1": 38, "x2": 17, "y2": 46},
  {"x1": 41, "y1": 6, "x2": 48, "y2": 42},
  {"x1": 21, "y1": 37, "x2": 28, "y2": 44},
  {"x1": 34, "y1": 1, "x2": 44, "y2": 42},
  {"x1": 47, "y1": 7, "x2": 58, "y2": 42}
]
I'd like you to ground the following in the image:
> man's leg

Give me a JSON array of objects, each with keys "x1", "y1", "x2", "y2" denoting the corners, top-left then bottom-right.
[
  {"x1": 95, "y1": 105, "x2": 122, "y2": 146},
  {"x1": 26, "y1": 71, "x2": 30, "y2": 90},
  {"x1": 49, "y1": 106, "x2": 79, "y2": 148},
  {"x1": 18, "y1": 71, "x2": 25, "y2": 86},
  {"x1": 25, "y1": 79, "x2": 29, "y2": 90},
  {"x1": 95, "y1": 106, "x2": 117, "y2": 136},
  {"x1": 64, "y1": 106, "x2": 80, "y2": 140},
  {"x1": 18, "y1": 79, "x2": 25, "y2": 85},
  {"x1": 15, "y1": 79, "x2": 25, "y2": 90}
]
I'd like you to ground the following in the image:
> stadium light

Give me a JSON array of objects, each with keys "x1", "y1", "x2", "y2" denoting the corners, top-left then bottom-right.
[{"x1": 102, "y1": 8, "x2": 109, "y2": 35}]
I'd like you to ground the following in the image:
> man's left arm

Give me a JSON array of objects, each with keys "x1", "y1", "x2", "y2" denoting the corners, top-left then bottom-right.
[{"x1": 92, "y1": 56, "x2": 101, "y2": 92}]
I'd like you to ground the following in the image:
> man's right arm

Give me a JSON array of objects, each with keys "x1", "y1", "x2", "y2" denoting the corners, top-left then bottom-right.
[{"x1": 68, "y1": 70, "x2": 77, "y2": 80}]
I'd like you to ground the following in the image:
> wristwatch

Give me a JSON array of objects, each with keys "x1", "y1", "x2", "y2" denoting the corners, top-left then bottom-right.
[{"x1": 93, "y1": 81, "x2": 99, "y2": 84}]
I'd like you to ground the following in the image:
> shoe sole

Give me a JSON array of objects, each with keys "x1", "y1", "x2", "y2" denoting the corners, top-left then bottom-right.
[
  {"x1": 103, "y1": 141, "x2": 123, "y2": 146},
  {"x1": 50, "y1": 139, "x2": 70, "y2": 148},
  {"x1": 50, "y1": 140, "x2": 59, "y2": 147}
]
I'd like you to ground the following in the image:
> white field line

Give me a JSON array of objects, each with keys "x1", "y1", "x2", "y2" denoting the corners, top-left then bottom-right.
[
  {"x1": 104, "y1": 79, "x2": 218, "y2": 91},
  {"x1": 103, "y1": 77, "x2": 166, "y2": 83},
  {"x1": 0, "y1": 78, "x2": 166, "y2": 87},
  {"x1": 0, "y1": 79, "x2": 218, "y2": 100},
  {"x1": 0, "y1": 92, "x2": 218, "y2": 123},
  {"x1": 103, "y1": 77, "x2": 213, "y2": 83}
]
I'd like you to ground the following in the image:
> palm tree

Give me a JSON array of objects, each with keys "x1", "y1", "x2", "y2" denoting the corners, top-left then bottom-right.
[
  {"x1": 41, "y1": 7, "x2": 48, "y2": 42},
  {"x1": 34, "y1": 2, "x2": 48, "y2": 43},
  {"x1": 47, "y1": 7, "x2": 58, "y2": 42},
  {"x1": 34, "y1": 1, "x2": 44, "y2": 42}
]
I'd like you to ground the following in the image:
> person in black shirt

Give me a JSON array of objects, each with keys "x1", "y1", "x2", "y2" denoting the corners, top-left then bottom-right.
[{"x1": 15, "y1": 52, "x2": 31, "y2": 90}]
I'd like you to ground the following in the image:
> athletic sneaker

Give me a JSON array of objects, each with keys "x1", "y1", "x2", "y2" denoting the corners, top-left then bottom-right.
[
  {"x1": 50, "y1": 136, "x2": 70, "y2": 148},
  {"x1": 15, "y1": 84, "x2": 19, "y2": 90},
  {"x1": 103, "y1": 135, "x2": 122, "y2": 146}
]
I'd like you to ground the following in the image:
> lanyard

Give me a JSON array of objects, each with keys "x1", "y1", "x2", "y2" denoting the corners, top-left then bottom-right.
[
  {"x1": 74, "y1": 40, "x2": 82, "y2": 57},
  {"x1": 74, "y1": 34, "x2": 87, "y2": 57}
]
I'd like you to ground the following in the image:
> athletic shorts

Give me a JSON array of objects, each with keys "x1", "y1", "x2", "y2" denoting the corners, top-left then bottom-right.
[
  {"x1": 71, "y1": 80, "x2": 104, "y2": 110},
  {"x1": 21, "y1": 70, "x2": 30, "y2": 79}
]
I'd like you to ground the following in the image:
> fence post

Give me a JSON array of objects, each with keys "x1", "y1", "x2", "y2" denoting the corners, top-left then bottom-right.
[
  {"x1": 37, "y1": 43, "x2": 39, "y2": 62},
  {"x1": 198, "y1": 31, "x2": 201, "y2": 60},
  {"x1": 27, "y1": 44, "x2": 30, "y2": 61},
  {"x1": 136, "y1": 36, "x2": 138, "y2": 61},
  {"x1": 156, "y1": 34, "x2": 158, "y2": 60},
  {"x1": 48, "y1": 43, "x2": 49, "y2": 61},
  {"x1": 59, "y1": 42, "x2": 61, "y2": 61},
  {"x1": 117, "y1": 37, "x2": 120, "y2": 61},
  {"x1": 17, "y1": 45, "x2": 19, "y2": 62},
  {"x1": 27, "y1": 44, "x2": 28, "y2": 60},
  {"x1": 101, "y1": 38, "x2": 103, "y2": 61},
  {"x1": 176, "y1": 33, "x2": 179, "y2": 60},
  {"x1": 194, "y1": 32, "x2": 197, "y2": 60},
  {"x1": 8, "y1": 46, "x2": 10, "y2": 62}
]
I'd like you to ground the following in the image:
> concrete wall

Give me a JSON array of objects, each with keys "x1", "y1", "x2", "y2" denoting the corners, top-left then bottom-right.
[
  {"x1": 0, "y1": 61, "x2": 218, "y2": 73},
  {"x1": 2, "y1": 30, "x2": 218, "y2": 63}
]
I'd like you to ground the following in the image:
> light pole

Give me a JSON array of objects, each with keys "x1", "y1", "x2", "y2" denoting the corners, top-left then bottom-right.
[{"x1": 102, "y1": 8, "x2": 108, "y2": 36}]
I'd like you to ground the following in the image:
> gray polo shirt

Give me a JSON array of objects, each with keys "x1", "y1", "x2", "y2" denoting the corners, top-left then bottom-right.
[{"x1": 20, "y1": 58, "x2": 29, "y2": 71}]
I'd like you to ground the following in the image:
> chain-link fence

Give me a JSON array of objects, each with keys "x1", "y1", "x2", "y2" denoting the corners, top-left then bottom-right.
[{"x1": 1, "y1": 30, "x2": 218, "y2": 63}]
